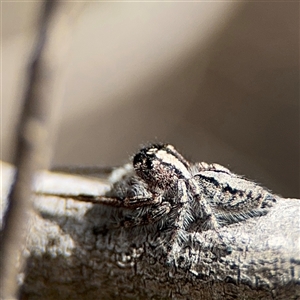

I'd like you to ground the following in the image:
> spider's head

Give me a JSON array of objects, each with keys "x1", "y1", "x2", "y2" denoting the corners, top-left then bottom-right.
[{"x1": 133, "y1": 144, "x2": 191, "y2": 189}]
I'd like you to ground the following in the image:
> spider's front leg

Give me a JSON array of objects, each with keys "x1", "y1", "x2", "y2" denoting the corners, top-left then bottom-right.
[
  {"x1": 167, "y1": 179, "x2": 229, "y2": 265},
  {"x1": 38, "y1": 192, "x2": 162, "y2": 209},
  {"x1": 166, "y1": 179, "x2": 195, "y2": 263},
  {"x1": 188, "y1": 178, "x2": 220, "y2": 230},
  {"x1": 123, "y1": 199, "x2": 171, "y2": 228},
  {"x1": 122, "y1": 194, "x2": 162, "y2": 208},
  {"x1": 171, "y1": 180, "x2": 194, "y2": 241}
]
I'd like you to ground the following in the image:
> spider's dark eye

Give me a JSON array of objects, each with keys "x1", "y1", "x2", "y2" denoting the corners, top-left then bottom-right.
[
  {"x1": 133, "y1": 148, "x2": 154, "y2": 172},
  {"x1": 133, "y1": 152, "x2": 144, "y2": 167}
]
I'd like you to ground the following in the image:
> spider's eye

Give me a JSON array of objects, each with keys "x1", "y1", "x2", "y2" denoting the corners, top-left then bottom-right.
[
  {"x1": 133, "y1": 150, "x2": 153, "y2": 172},
  {"x1": 133, "y1": 152, "x2": 143, "y2": 167}
]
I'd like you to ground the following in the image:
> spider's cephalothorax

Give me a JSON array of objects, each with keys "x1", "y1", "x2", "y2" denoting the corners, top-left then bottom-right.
[
  {"x1": 133, "y1": 144, "x2": 192, "y2": 191},
  {"x1": 132, "y1": 144, "x2": 223, "y2": 235}
]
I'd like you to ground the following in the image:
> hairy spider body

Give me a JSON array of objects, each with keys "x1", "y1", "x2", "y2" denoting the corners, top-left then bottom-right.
[{"x1": 41, "y1": 143, "x2": 277, "y2": 262}]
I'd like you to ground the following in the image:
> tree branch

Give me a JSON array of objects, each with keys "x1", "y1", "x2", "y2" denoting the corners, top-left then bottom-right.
[{"x1": 1, "y1": 161, "x2": 300, "y2": 299}]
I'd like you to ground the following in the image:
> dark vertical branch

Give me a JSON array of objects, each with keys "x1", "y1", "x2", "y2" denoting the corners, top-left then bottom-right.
[{"x1": 0, "y1": 1, "x2": 83, "y2": 298}]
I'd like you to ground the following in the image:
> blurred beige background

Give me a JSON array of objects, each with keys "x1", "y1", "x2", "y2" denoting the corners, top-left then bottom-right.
[{"x1": 2, "y1": 2, "x2": 299, "y2": 197}]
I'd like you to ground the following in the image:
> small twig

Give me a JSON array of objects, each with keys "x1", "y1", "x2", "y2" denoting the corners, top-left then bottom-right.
[
  {"x1": 0, "y1": 2, "x2": 58, "y2": 298},
  {"x1": 0, "y1": 1, "x2": 83, "y2": 298}
]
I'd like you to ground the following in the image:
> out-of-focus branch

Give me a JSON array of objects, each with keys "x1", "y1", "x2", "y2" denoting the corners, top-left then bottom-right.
[
  {"x1": 0, "y1": 2, "x2": 84, "y2": 299},
  {"x1": 1, "y1": 162, "x2": 300, "y2": 299},
  {"x1": 0, "y1": 2, "x2": 58, "y2": 299}
]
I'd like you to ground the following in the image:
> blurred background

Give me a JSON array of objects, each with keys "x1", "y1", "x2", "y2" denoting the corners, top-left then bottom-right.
[{"x1": 2, "y1": 2, "x2": 299, "y2": 197}]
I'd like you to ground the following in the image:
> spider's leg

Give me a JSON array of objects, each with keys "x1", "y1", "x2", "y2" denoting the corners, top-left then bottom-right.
[
  {"x1": 195, "y1": 162, "x2": 231, "y2": 174},
  {"x1": 167, "y1": 180, "x2": 194, "y2": 263},
  {"x1": 188, "y1": 178, "x2": 220, "y2": 230},
  {"x1": 123, "y1": 201, "x2": 171, "y2": 228},
  {"x1": 197, "y1": 194, "x2": 220, "y2": 230},
  {"x1": 173, "y1": 180, "x2": 194, "y2": 241},
  {"x1": 38, "y1": 192, "x2": 161, "y2": 209},
  {"x1": 123, "y1": 194, "x2": 162, "y2": 208}
]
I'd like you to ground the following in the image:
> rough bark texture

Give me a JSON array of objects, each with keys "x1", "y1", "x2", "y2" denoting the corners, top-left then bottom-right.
[{"x1": 1, "y1": 162, "x2": 300, "y2": 299}]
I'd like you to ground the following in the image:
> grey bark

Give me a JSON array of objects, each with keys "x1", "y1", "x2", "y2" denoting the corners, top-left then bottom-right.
[{"x1": 1, "y1": 162, "x2": 300, "y2": 300}]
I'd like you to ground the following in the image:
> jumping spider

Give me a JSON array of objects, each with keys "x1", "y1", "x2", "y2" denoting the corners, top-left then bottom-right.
[{"x1": 43, "y1": 143, "x2": 277, "y2": 249}]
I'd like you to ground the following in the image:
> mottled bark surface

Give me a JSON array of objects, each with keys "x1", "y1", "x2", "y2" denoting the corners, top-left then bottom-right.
[{"x1": 1, "y1": 162, "x2": 300, "y2": 299}]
